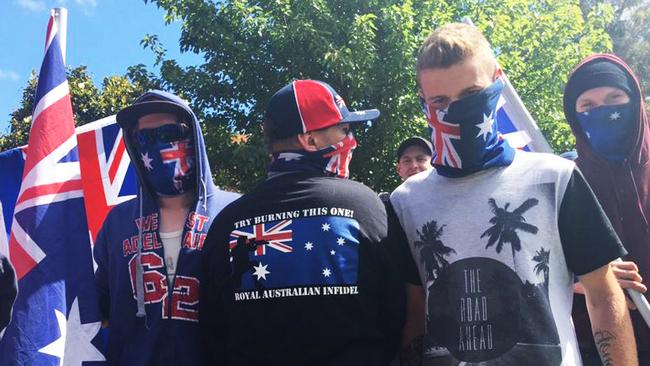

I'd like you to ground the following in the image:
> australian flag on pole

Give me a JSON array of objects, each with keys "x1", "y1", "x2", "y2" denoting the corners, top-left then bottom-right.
[
  {"x1": 0, "y1": 9, "x2": 106, "y2": 365},
  {"x1": 229, "y1": 216, "x2": 360, "y2": 292}
]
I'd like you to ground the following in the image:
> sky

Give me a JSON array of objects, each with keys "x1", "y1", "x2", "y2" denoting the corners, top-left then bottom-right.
[{"x1": 0, "y1": 0, "x2": 202, "y2": 134}]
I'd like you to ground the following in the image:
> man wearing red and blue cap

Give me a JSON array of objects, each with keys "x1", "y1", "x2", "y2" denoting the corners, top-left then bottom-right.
[{"x1": 200, "y1": 80, "x2": 405, "y2": 365}]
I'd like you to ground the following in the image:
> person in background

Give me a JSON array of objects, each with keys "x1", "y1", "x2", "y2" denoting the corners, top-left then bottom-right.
[
  {"x1": 94, "y1": 90, "x2": 239, "y2": 365},
  {"x1": 564, "y1": 53, "x2": 649, "y2": 365},
  {"x1": 396, "y1": 136, "x2": 434, "y2": 181},
  {"x1": 391, "y1": 23, "x2": 637, "y2": 365},
  {"x1": 379, "y1": 136, "x2": 434, "y2": 202}
]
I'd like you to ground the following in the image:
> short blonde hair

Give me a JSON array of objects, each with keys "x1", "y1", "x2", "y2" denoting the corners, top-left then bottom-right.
[{"x1": 416, "y1": 23, "x2": 495, "y2": 79}]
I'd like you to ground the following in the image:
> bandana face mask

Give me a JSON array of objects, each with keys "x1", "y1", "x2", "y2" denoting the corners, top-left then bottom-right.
[
  {"x1": 420, "y1": 78, "x2": 515, "y2": 177},
  {"x1": 576, "y1": 103, "x2": 636, "y2": 162},
  {"x1": 134, "y1": 123, "x2": 197, "y2": 196},
  {"x1": 269, "y1": 132, "x2": 358, "y2": 178}
]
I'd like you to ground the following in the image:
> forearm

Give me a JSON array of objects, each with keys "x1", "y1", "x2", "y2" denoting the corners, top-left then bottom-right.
[
  {"x1": 584, "y1": 274, "x2": 637, "y2": 365},
  {"x1": 400, "y1": 284, "x2": 425, "y2": 365},
  {"x1": 399, "y1": 335, "x2": 423, "y2": 366}
]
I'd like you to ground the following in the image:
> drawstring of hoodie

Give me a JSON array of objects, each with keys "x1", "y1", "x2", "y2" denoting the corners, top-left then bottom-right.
[
  {"x1": 135, "y1": 188, "x2": 147, "y2": 323},
  {"x1": 202, "y1": 179, "x2": 207, "y2": 211}
]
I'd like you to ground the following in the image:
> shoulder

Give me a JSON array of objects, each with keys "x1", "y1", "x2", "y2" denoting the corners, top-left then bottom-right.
[
  {"x1": 326, "y1": 177, "x2": 383, "y2": 206},
  {"x1": 103, "y1": 198, "x2": 139, "y2": 230},
  {"x1": 207, "y1": 188, "x2": 242, "y2": 214},
  {"x1": 512, "y1": 150, "x2": 575, "y2": 174},
  {"x1": 391, "y1": 169, "x2": 436, "y2": 205}
]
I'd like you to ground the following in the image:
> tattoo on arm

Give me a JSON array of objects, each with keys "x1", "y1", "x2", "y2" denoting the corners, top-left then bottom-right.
[
  {"x1": 594, "y1": 330, "x2": 616, "y2": 366},
  {"x1": 399, "y1": 335, "x2": 423, "y2": 366}
]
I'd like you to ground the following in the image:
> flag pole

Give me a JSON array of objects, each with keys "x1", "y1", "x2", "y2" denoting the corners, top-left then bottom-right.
[
  {"x1": 461, "y1": 17, "x2": 553, "y2": 153},
  {"x1": 51, "y1": 8, "x2": 68, "y2": 65}
]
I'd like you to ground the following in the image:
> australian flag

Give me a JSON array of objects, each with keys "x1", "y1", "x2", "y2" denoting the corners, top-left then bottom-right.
[
  {"x1": 229, "y1": 216, "x2": 360, "y2": 291},
  {"x1": 0, "y1": 9, "x2": 106, "y2": 365}
]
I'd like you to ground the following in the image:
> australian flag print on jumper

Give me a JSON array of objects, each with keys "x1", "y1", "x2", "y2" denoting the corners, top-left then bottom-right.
[{"x1": 229, "y1": 216, "x2": 360, "y2": 291}]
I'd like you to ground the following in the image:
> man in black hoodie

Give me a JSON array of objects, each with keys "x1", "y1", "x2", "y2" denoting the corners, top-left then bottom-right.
[{"x1": 200, "y1": 80, "x2": 405, "y2": 366}]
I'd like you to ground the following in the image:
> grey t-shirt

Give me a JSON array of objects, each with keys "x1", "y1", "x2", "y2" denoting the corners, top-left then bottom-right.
[{"x1": 390, "y1": 151, "x2": 625, "y2": 366}]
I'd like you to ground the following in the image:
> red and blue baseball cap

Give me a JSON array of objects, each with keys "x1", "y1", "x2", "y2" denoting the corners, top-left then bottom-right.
[{"x1": 264, "y1": 80, "x2": 380, "y2": 139}]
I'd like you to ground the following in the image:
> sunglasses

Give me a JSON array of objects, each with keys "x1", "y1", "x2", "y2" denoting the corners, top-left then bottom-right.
[{"x1": 134, "y1": 123, "x2": 191, "y2": 145}]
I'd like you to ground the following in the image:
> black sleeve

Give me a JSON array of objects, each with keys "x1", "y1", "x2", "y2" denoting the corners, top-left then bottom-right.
[
  {"x1": 559, "y1": 167, "x2": 627, "y2": 276},
  {"x1": 385, "y1": 199, "x2": 421, "y2": 286},
  {"x1": 0, "y1": 253, "x2": 17, "y2": 332},
  {"x1": 199, "y1": 211, "x2": 232, "y2": 365}
]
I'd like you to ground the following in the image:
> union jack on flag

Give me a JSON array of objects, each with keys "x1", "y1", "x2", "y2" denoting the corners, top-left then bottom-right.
[
  {"x1": 229, "y1": 220, "x2": 293, "y2": 256},
  {"x1": 0, "y1": 9, "x2": 106, "y2": 365},
  {"x1": 160, "y1": 139, "x2": 194, "y2": 189},
  {"x1": 77, "y1": 117, "x2": 137, "y2": 242},
  {"x1": 423, "y1": 105, "x2": 462, "y2": 168}
]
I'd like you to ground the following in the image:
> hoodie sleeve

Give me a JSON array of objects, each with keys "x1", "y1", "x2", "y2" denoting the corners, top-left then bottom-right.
[
  {"x1": 0, "y1": 252, "x2": 17, "y2": 332},
  {"x1": 94, "y1": 222, "x2": 111, "y2": 321}
]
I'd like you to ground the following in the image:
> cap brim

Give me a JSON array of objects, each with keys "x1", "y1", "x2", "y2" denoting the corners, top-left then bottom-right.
[
  {"x1": 116, "y1": 100, "x2": 193, "y2": 130},
  {"x1": 341, "y1": 109, "x2": 380, "y2": 124},
  {"x1": 397, "y1": 137, "x2": 433, "y2": 158}
]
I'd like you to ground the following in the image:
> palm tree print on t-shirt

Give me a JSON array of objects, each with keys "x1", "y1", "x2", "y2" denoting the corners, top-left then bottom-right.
[
  {"x1": 481, "y1": 198, "x2": 539, "y2": 257},
  {"x1": 414, "y1": 220, "x2": 456, "y2": 281}
]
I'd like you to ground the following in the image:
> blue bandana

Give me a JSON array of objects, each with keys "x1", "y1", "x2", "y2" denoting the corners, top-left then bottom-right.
[
  {"x1": 421, "y1": 78, "x2": 515, "y2": 177},
  {"x1": 268, "y1": 133, "x2": 357, "y2": 179},
  {"x1": 135, "y1": 126, "x2": 196, "y2": 196},
  {"x1": 576, "y1": 103, "x2": 635, "y2": 162}
]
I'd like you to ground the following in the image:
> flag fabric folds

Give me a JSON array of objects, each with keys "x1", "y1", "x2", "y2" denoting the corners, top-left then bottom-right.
[{"x1": 0, "y1": 10, "x2": 106, "y2": 365}]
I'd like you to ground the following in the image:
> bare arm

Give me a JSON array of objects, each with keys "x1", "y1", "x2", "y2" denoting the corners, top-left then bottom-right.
[{"x1": 579, "y1": 263, "x2": 637, "y2": 366}]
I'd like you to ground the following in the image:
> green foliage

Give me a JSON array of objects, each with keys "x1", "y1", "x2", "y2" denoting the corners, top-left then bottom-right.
[
  {"x1": 0, "y1": 66, "x2": 152, "y2": 151},
  {"x1": 144, "y1": 0, "x2": 613, "y2": 192},
  {"x1": 581, "y1": 0, "x2": 650, "y2": 96}
]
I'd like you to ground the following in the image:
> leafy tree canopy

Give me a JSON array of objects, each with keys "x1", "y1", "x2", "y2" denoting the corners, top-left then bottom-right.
[
  {"x1": 2, "y1": 1, "x2": 615, "y2": 193},
  {"x1": 0, "y1": 65, "x2": 160, "y2": 151},
  {"x1": 144, "y1": 0, "x2": 613, "y2": 192}
]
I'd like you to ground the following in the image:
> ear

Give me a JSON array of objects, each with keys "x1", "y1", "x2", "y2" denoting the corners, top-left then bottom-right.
[
  {"x1": 492, "y1": 66, "x2": 503, "y2": 82},
  {"x1": 296, "y1": 132, "x2": 319, "y2": 152}
]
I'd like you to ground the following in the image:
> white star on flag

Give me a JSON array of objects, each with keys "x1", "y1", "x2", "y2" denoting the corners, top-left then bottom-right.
[
  {"x1": 304, "y1": 242, "x2": 314, "y2": 250},
  {"x1": 336, "y1": 237, "x2": 345, "y2": 246},
  {"x1": 330, "y1": 250, "x2": 336, "y2": 256},
  {"x1": 141, "y1": 152, "x2": 154, "y2": 171},
  {"x1": 252, "y1": 262, "x2": 270, "y2": 280},
  {"x1": 38, "y1": 309, "x2": 67, "y2": 364},
  {"x1": 475, "y1": 111, "x2": 495, "y2": 141},
  {"x1": 322, "y1": 268, "x2": 332, "y2": 277},
  {"x1": 38, "y1": 297, "x2": 105, "y2": 366},
  {"x1": 321, "y1": 223, "x2": 330, "y2": 231},
  {"x1": 610, "y1": 112, "x2": 621, "y2": 120}
]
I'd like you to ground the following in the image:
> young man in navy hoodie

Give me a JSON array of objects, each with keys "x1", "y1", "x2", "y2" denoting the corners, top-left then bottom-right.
[
  {"x1": 94, "y1": 90, "x2": 239, "y2": 365},
  {"x1": 200, "y1": 80, "x2": 405, "y2": 365}
]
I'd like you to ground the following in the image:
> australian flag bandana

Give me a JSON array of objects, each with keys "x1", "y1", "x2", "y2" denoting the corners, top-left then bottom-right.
[
  {"x1": 268, "y1": 133, "x2": 357, "y2": 179},
  {"x1": 137, "y1": 137, "x2": 196, "y2": 195},
  {"x1": 421, "y1": 78, "x2": 515, "y2": 178}
]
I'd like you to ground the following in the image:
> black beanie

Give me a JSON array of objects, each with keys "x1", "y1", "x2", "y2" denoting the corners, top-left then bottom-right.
[{"x1": 564, "y1": 59, "x2": 635, "y2": 119}]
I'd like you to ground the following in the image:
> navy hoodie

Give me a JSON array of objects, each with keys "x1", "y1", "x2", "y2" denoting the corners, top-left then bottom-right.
[{"x1": 94, "y1": 90, "x2": 240, "y2": 365}]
